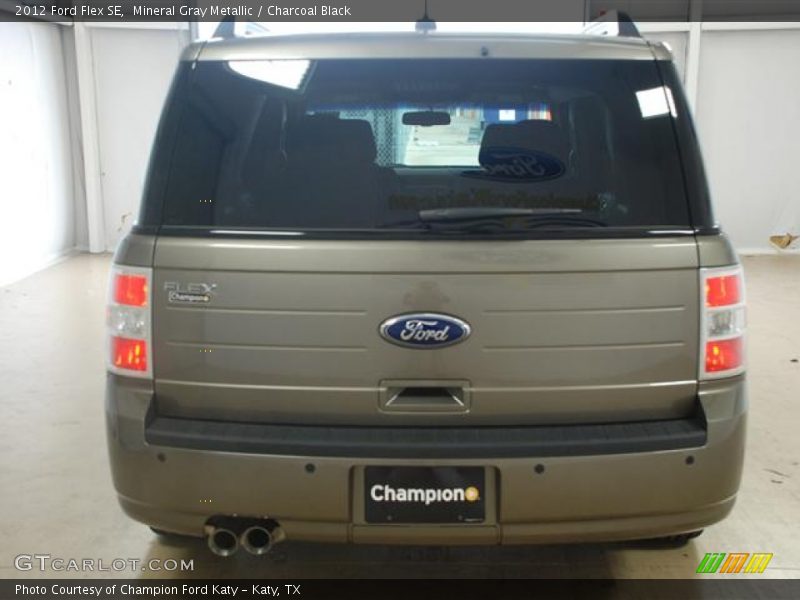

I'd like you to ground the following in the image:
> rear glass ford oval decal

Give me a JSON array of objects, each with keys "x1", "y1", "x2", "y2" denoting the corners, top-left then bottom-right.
[
  {"x1": 380, "y1": 313, "x2": 471, "y2": 349},
  {"x1": 469, "y1": 147, "x2": 565, "y2": 182}
]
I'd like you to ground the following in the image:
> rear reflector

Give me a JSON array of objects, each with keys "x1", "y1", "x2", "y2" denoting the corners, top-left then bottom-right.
[
  {"x1": 114, "y1": 273, "x2": 148, "y2": 307},
  {"x1": 111, "y1": 336, "x2": 148, "y2": 372},
  {"x1": 705, "y1": 338, "x2": 743, "y2": 373}
]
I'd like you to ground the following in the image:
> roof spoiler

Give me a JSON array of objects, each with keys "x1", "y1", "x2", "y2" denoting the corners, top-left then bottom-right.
[{"x1": 582, "y1": 10, "x2": 641, "y2": 38}]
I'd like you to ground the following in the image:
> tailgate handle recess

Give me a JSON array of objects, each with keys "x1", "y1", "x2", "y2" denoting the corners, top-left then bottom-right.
[
  {"x1": 380, "y1": 379, "x2": 471, "y2": 413},
  {"x1": 390, "y1": 387, "x2": 465, "y2": 407}
]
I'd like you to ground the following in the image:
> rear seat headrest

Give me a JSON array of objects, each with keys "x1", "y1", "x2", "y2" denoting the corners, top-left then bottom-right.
[
  {"x1": 287, "y1": 115, "x2": 377, "y2": 165},
  {"x1": 479, "y1": 120, "x2": 569, "y2": 167}
]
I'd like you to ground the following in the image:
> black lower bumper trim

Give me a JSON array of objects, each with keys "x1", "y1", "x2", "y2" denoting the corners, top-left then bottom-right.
[{"x1": 145, "y1": 413, "x2": 706, "y2": 459}]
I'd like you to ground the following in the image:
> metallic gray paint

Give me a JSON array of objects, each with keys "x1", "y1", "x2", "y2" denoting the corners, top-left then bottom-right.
[
  {"x1": 194, "y1": 33, "x2": 662, "y2": 63},
  {"x1": 148, "y1": 237, "x2": 701, "y2": 426},
  {"x1": 106, "y1": 373, "x2": 746, "y2": 543}
]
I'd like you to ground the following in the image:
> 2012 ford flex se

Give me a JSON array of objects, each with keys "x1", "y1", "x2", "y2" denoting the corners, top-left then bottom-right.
[{"x1": 105, "y1": 27, "x2": 747, "y2": 556}]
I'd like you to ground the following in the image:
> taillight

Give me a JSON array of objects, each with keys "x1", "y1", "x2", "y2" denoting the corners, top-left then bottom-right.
[
  {"x1": 700, "y1": 266, "x2": 746, "y2": 379},
  {"x1": 705, "y1": 274, "x2": 742, "y2": 308},
  {"x1": 113, "y1": 274, "x2": 148, "y2": 307},
  {"x1": 107, "y1": 266, "x2": 152, "y2": 378},
  {"x1": 111, "y1": 337, "x2": 148, "y2": 372}
]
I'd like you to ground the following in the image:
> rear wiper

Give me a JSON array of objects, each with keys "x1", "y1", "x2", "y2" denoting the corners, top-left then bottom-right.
[
  {"x1": 379, "y1": 208, "x2": 607, "y2": 232},
  {"x1": 417, "y1": 208, "x2": 607, "y2": 231},
  {"x1": 419, "y1": 207, "x2": 580, "y2": 222}
]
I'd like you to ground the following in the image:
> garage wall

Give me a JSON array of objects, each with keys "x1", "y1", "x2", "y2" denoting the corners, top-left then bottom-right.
[
  {"x1": 90, "y1": 26, "x2": 190, "y2": 250},
  {"x1": 0, "y1": 22, "x2": 188, "y2": 283},
  {"x1": 695, "y1": 29, "x2": 800, "y2": 254},
  {"x1": 642, "y1": 25, "x2": 800, "y2": 253},
  {"x1": 0, "y1": 23, "x2": 76, "y2": 286}
]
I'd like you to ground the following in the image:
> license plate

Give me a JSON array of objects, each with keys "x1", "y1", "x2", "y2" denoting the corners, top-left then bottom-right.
[{"x1": 364, "y1": 466, "x2": 486, "y2": 524}]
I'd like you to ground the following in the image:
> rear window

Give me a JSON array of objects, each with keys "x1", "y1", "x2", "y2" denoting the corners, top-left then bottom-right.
[{"x1": 145, "y1": 58, "x2": 693, "y2": 236}]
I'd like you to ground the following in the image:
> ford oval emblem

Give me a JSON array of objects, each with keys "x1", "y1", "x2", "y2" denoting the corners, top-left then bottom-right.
[
  {"x1": 473, "y1": 146, "x2": 565, "y2": 182},
  {"x1": 379, "y1": 313, "x2": 471, "y2": 349}
]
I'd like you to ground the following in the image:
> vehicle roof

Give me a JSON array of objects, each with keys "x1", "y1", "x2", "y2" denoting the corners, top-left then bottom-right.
[{"x1": 186, "y1": 32, "x2": 672, "y2": 63}]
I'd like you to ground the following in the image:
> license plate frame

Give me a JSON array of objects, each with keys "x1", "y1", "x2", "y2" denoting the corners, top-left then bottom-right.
[{"x1": 364, "y1": 466, "x2": 486, "y2": 524}]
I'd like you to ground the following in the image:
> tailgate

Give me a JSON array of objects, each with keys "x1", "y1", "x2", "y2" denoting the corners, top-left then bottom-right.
[{"x1": 151, "y1": 236, "x2": 699, "y2": 426}]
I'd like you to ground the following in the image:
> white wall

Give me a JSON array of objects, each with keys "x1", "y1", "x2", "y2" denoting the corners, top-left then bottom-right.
[
  {"x1": 0, "y1": 23, "x2": 76, "y2": 286},
  {"x1": 695, "y1": 29, "x2": 800, "y2": 254},
  {"x1": 644, "y1": 24, "x2": 800, "y2": 253},
  {"x1": 0, "y1": 23, "x2": 188, "y2": 284},
  {"x1": 90, "y1": 27, "x2": 189, "y2": 250},
  {"x1": 60, "y1": 31, "x2": 90, "y2": 253}
]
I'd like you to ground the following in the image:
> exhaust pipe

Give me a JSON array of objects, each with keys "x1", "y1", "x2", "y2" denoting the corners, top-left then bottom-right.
[
  {"x1": 207, "y1": 527, "x2": 239, "y2": 557},
  {"x1": 240, "y1": 524, "x2": 274, "y2": 556},
  {"x1": 205, "y1": 517, "x2": 283, "y2": 557}
]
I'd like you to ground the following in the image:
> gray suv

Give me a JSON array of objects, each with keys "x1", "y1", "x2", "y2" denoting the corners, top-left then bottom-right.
[{"x1": 106, "y1": 27, "x2": 747, "y2": 556}]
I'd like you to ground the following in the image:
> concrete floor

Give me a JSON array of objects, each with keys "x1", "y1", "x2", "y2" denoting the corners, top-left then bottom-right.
[{"x1": 0, "y1": 253, "x2": 798, "y2": 579}]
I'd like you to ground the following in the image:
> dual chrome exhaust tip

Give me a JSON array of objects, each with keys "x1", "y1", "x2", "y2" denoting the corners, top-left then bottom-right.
[
  {"x1": 206, "y1": 519, "x2": 282, "y2": 557},
  {"x1": 240, "y1": 524, "x2": 275, "y2": 556}
]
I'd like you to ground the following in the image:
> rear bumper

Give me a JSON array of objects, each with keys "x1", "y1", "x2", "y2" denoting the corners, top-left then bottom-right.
[
  {"x1": 145, "y1": 412, "x2": 707, "y2": 459},
  {"x1": 106, "y1": 374, "x2": 747, "y2": 544}
]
